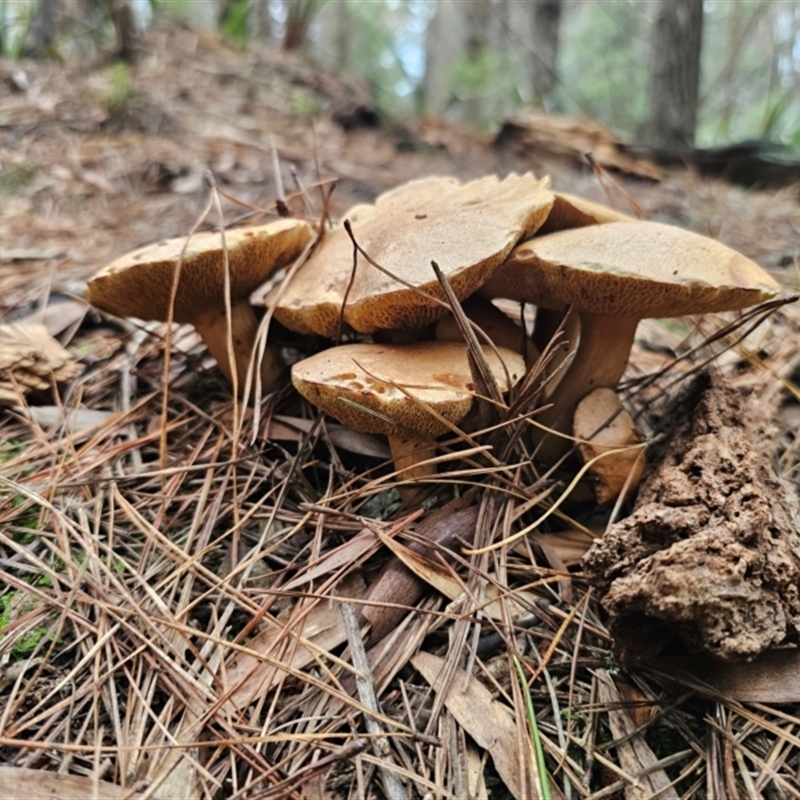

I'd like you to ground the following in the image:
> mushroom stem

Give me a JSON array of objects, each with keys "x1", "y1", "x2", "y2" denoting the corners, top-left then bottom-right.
[
  {"x1": 388, "y1": 434, "x2": 437, "y2": 506},
  {"x1": 532, "y1": 305, "x2": 566, "y2": 354},
  {"x1": 533, "y1": 313, "x2": 639, "y2": 462},
  {"x1": 194, "y1": 300, "x2": 281, "y2": 398}
]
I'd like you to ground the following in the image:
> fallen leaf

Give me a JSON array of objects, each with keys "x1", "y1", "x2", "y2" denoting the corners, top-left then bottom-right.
[
  {"x1": 40, "y1": 298, "x2": 89, "y2": 336},
  {"x1": 266, "y1": 414, "x2": 390, "y2": 458},
  {"x1": 17, "y1": 405, "x2": 117, "y2": 436},
  {"x1": 648, "y1": 649, "x2": 800, "y2": 703},
  {"x1": 378, "y1": 532, "x2": 536, "y2": 623},
  {"x1": 0, "y1": 767, "x2": 156, "y2": 800},
  {"x1": 0, "y1": 246, "x2": 64, "y2": 261},
  {"x1": 283, "y1": 528, "x2": 380, "y2": 591},
  {"x1": 224, "y1": 573, "x2": 365, "y2": 710},
  {"x1": 533, "y1": 530, "x2": 595, "y2": 567},
  {"x1": 411, "y1": 650, "x2": 532, "y2": 800}
]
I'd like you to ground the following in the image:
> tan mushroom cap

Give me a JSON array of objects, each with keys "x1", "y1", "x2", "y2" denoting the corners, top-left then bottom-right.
[
  {"x1": 483, "y1": 221, "x2": 780, "y2": 314},
  {"x1": 270, "y1": 173, "x2": 554, "y2": 338},
  {"x1": 573, "y1": 388, "x2": 645, "y2": 506},
  {"x1": 87, "y1": 218, "x2": 314, "y2": 323},
  {"x1": 537, "y1": 192, "x2": 633, "y2": 235},
  {"x1": 291, "y1": 341, "x2": 525, "y2": 439}
]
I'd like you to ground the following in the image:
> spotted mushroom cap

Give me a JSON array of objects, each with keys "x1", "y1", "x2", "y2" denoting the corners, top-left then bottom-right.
[
  {"x1": 483, "y1": 220, "x2": 780, "y2": 316},
  {"x1": 291, "y1": 341, "x2": 526, "y2": 439},
  {"x1": 86, "y1": 218, "x2": 314, "y2": 324},
  {"x1": 269, "y1": 173, "x2": 554, "y2": 337}
]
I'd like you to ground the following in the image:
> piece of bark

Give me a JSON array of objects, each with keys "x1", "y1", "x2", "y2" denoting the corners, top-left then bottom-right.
[
  {"x1": 583, "y1": 370, "x2": 800, "y2": 662},
  {"x1": 0, "y1": 322, "x2": 80, "y2": 404}
]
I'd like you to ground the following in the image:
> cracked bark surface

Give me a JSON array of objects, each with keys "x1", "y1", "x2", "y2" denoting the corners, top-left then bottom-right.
[{"x1": 583, "y1": 369, "x2": 800, "y2": 662}]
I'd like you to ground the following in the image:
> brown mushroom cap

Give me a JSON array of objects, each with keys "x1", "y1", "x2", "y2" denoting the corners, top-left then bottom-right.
[
  {"x1": 291, "y1": 341, "x2": 525, "y2": 439},
  {"x1": 483, "y1": 220, "x2": 780, "y2": 314},
  {"x1": 270, "y1": 173, "x2": 554, "y2": 338},
  {"x1": 87, "y1": 218, "x2": 314, "y2": 323},
  {"x1": 537, "y1": 192, "x2": 633, "y2": 235}
]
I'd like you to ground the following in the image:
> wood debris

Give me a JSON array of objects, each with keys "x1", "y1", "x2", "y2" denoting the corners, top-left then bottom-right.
[
  {"x1": 495, "y1": 108, "x2": 662, "y2": 181},
  {"x1": 0, "y1": 322, "x2": 81, "y2": 404}
]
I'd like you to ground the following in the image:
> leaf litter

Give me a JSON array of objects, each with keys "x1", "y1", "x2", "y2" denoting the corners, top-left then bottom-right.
[{"x1": 1, "y1": 22, "x2": 800, "y2": 800}]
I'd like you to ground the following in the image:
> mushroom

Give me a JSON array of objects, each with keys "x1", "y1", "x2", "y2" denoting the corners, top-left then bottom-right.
[
  {"x1": 434, "y1": 296, "x2": 538, "y2": 363},
  {"x1": 86, "y1": 219, "x2": 314, "y2": 396},
  {"x1": 537, "y1": 191, "x2": 633, "y2": 235},
  {"x1": 291, "y1": 340, "x2": 525, "y2": 504},
  {"x1": 268, "y1": 173, "x2": 554, "y2": 338},
  {"x1": 483, "y1": 221, "x2": 780, "y2": 460},
  {"x1": 488, "y1": 192, "x2": 632, "y2": 369},
  {"x1": 573, "y1": 388, "x2": 645, "y2": 505}
]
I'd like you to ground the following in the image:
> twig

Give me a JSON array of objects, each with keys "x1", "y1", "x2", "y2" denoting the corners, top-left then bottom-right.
[{"x1": 340, "y1": 602, "x2": 408, "y2": 800}]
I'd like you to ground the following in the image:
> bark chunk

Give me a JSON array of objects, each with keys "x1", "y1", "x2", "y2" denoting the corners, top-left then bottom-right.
[{"x1": 583, "y1": 370, "x2": 800, "y2": 662}]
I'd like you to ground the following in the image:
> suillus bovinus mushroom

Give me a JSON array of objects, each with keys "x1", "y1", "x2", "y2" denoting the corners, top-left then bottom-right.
[
  {"x1": 268, "y1": 173, "x2": 554, "y2": 338},
  {"x1": 484, "y1": 220, "x2": 780, "y2": 460},
  {"x1": 536, "y1": 191, "x2": 633, "y2": 236},
  {"x1": 573, "y1": 388, "x2": 645, "y2": 505},
  {"x1": 86, "y1": 219, "x2": 314, "y2": 397},
  {"x1": 291, "y1": 340, "x2": 525, "y2": 504},
  {"x1": 434, "y1": 296, "x2": 538, "y2": 364}
]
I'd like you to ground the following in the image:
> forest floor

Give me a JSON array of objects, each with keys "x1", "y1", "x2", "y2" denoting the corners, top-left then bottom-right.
[{"x1": 1, "y1": 22, "x2": 800, "y2": 800}]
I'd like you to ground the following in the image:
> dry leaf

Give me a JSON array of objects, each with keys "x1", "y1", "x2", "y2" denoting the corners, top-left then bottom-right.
[
  {"x1": 283, "y1": 528, "x2": 380, "y2": 591},
  {"x1": 533, "y1": 530, "x2": 595, "y2": 567},
  {"x1": 224, "y1": 573, "x2": 366, "y2": 710},
  {"x1": 378, "y1": 532, "x2": 536, "y2": 623},
  {"x1": 17, "y1": 405, "x2": 117, "y2": 436},
  {"x1": 649, "y1": 649, "x2": 800, "y2": 703},
  {"x1": 267, "y1": 414, "x2": 391, "y2": 458},
  {"x1": 412, "y1": 650, "x2": 532, "y2": 800},
  {"x1": 0, "y1": 767, "x2": 155, "y2": 800}
]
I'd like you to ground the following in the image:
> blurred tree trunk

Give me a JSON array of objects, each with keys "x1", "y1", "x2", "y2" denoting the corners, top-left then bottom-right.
[
  {"x1": 529, "y1": 0, "x2": 561, "y2": 106},
  {"x1": 251, "y1": 0, "x2": 273, "y2": 40},
  {"x1": 331, "y1": 0, "x2": 351, "y2": 70},
  {"x1": 283, "y1": 0, "x2": 323, "y2": 51},
  {"x1": 110, "y1": 0, "x2": 138, "y2": 62},
  {"x1": 461, "y1": 0, "x2": 492, "y2": 127},
  {"x1": 422, "y1": 0, "x2": 466, "y2": 114},
  {"x1": 645, "y1": 0, "x2": 704, "y2": 149},
  {"x1": 21, "y1": 0, "x2": 63, "y2": 57}
]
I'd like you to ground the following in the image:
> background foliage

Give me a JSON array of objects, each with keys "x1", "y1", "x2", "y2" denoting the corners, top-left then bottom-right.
[{"x1": 3, "y1": 0, "x2": 800, "y2": 146}]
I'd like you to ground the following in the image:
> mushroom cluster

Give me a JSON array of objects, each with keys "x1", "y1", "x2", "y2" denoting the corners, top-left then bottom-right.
[{"x1": 85, "y1": 173, "x2": 780, "y2": 507}]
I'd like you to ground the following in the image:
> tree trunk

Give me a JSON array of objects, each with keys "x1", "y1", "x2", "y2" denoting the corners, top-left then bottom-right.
[
  {"x1": 251, "y1": 0, "x2": 273, "y2": 41},
  {"x1": 422, "y1": 0, "x2": 466, "y2": 115},
  {"x1": 21, "y1": 0, "x2": 63, "y2": 57},
  {"x1": 110, "y1": 0, "x2": 138, "y2": 62},
  {"x1": 645, "y1": 0, "x2": 704, "y2": 149},
  {"x1": 283, "y1": 0, "x2": 321, "y2": 51},
  {"x1": 461, "y1": 0, "x2": 492, "y2": 127},
  {"x1": 529, "y1": 0, "x2": 561, "y2": 106}
]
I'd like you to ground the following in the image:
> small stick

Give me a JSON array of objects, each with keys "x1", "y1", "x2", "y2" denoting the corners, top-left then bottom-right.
[{"x1": 340, "y1": 601, "x2": 408, "y2": 800}]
